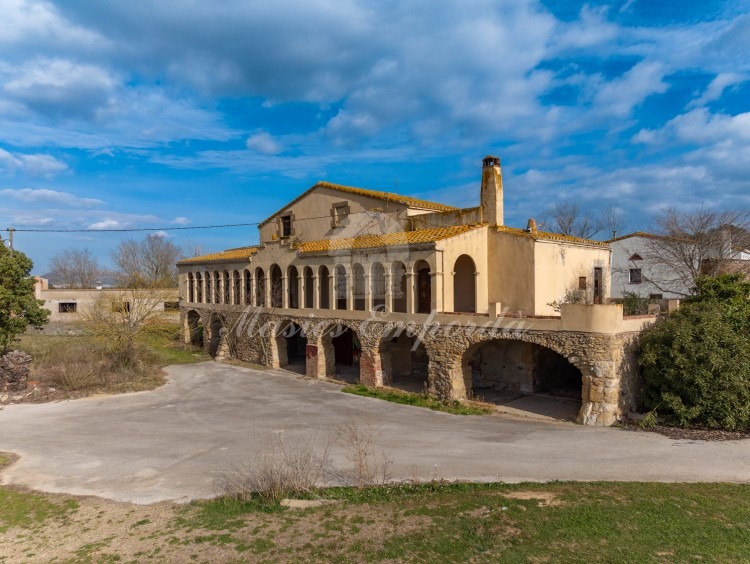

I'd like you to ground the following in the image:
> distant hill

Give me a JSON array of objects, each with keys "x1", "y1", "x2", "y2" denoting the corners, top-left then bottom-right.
[{"x1": 40, "y1": 270, "x2": 120, "y2": 288}]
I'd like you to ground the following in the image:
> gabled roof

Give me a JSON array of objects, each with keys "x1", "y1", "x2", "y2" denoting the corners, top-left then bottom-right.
[
  {"x1": 258, "y1": 181, "x2": 458, "y2": 227},
  {"x1": 177, "y1": 246, "x2": 258, "y2": 266},
  {"x1": 606, "y1": 231, "x2": 694, "y2": 244},
  {"x1": 496, "y1": 226, "x2": 610, "y2": 247},
  {"x1": 297, "y1": 224, "x2": 483, "y2": 253}
]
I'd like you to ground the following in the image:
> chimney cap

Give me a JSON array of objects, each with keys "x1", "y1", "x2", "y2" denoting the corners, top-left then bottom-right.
[{"x1": 482, "y1": 155, "x2": 500, "y2": 167}]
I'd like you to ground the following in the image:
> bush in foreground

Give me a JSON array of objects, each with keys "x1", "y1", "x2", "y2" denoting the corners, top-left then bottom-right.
[{"x1": 638, "y1": 274, "x2": 750, "y2": 430}]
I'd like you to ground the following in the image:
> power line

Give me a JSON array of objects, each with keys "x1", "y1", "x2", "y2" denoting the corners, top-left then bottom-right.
[{"x1": 1, "y1": 209, "x2": 388, "y2": 234}]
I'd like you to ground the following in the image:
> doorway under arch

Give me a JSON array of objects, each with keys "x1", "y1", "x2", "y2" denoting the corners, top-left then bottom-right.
[
  {"x1": 303, "y1": 267, "x2": 314, "y2": 308},
  {"x1": 276, "y1": 321, "x2": 307, "y2": 374},
  {"x1": 270, "y1": 264, "x2": 283, "y2": 307},
  {"x1": 186, "y1": 310, "x2": 203, "y2": 347},
  {"x1": 379, "y1": 330, "x2": 429, "y2": 393},
  {"x1": 288, "y1": 266, "x2": 300, "y2": 309},
  {"x1": 463, "y1": 339, "x2": 582, "y2": 420},
  {"x1": 319, "y1": 265, "x2": 330, "y2": 309},
  {"x1": 208, "y1": 315, "x2": 225, "y2": 358},
  {"x1": 319, "y1": 323, "x2": 360, "y2": 383},
  {"x1": 414, "y1": 260, "x2": 432, "y2": 314}
]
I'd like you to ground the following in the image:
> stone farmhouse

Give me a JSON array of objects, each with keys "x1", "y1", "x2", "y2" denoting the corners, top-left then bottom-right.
[{"x1": 177, "y1": 156, "x2": 654, "y2": 426}]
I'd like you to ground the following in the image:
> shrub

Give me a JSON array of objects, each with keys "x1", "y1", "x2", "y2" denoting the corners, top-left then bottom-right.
[
  {"x1": 638, "y1": 275, "x2": 750, "y2": 430},
  {"x1": 623, "y1": 291, "x2": 649, "y2": 316}
]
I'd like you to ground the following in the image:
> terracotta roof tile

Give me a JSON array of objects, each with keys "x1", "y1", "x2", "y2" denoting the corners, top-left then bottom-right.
[
  {"x1": 177, "y1": 246, "x2": 258, "y2": 265},
  {"x1": 496, "y1": 226, "x2": 610, "y2": 247},
  {"x1": 297, "y1": 224, "x2": 483, "y2": 253}
]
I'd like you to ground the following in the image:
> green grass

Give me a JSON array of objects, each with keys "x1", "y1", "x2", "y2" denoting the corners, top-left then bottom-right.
[
  {"x1": 0, "y1": 488, "x2": 77, "y2": 533},
  {"x1": 190, "y1": 481, "x2": 750, "y2": 562},
  {"x1": 138, "y1": 323, "x2": 210, "y2": 366},
  {"x1": 342, "y1": 384, "x2": 493, "y2": 415}
]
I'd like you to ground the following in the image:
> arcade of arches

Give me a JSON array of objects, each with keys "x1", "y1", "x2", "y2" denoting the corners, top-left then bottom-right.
[{"x1": 181, "y1": 308, "x2": 639, "y2": 426}]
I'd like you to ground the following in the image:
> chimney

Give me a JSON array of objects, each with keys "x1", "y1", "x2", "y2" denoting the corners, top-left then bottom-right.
[
  {"x1": 526, "y1": 218, "x2": 537, "y2": 233},
  {"x1": 481, "y1": 155, "x2": 503, "y2": 226}
]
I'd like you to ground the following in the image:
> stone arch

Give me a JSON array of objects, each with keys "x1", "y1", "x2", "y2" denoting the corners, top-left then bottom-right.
[
  {"x1": 223, "y1": 270, "x2": 230, "y2": 304},
  {"x1": 378, "y1": 327, "x2": 429, "y2": 392},
  {"x1": 453, "y1": 254, "x2": 476, "y2": 313},
  {"x1": 353, "y1": 263, "x2": 366, "y2": 311},
  {"x1": 371, "y1": 262, "x2": 386, "y2": 311},
  {"x1": 335, "y1": 265, "x2": 348, "y2": 310},
  {"x1": 243, "y1": 269, "x2": 252, "y2": 305},
  {"x1": 391, "y1": 261, "x2": 407, "y2": 313},
  {"x1": 274, "y1": 319, "x2": 307, "y2": 373},
  {"x1": 319, "y1": 265, "x2": 330, "y2": 309},
  {"x1": 195, "y1": 272, "x2": 203, "y2": 303},
  {"x1": 453, "y1": 334, "x2": 584, "y2": 419},
  {"x1": 208, "y1": 314, "x2": 227, "y2": 359},
  {"x1": 303, "y1": 266, "x2": 314, "y2": 308},
  {"x1": 255, "y1": 267, "x2": 266, "y2": 306},
  {"x1": 414, "y1": 259, "x2": 431, "y2": 314},
  {"x1": 185, "y1": 309, "x2": 204, "y2": 346},
  {"x1": 288, "y1": 266, "x2": 300, "y2": 309},
  {"x1": 316, "y1": 321, "x2": 361, "y2": 383},
  {"x1": 270, "y1": 264, "x2": 283, "y2": 308}
]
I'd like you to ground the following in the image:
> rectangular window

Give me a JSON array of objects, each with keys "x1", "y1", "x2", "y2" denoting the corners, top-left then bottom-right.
[
  {"x1": 112, "y1": 301, "x2": 131, "y2": 313},
  {"x1": 578, "y1": 276, "x2": 587, "y2": 290},
  {"x1": 629, "y1": 268, "x2": 642, "y2": 284},
  {"x1": 331, "y1": 202, "x2": 350, "y2": 227},
  {"x1": 280, "y1": 215, "x2": 292, "y2": 237},
  {"x1": 649, "y1": 293, "x2": 663, "y2": 300},
  {"x1": 58, "y1": 302, "x2": 77, "y2": 313}
]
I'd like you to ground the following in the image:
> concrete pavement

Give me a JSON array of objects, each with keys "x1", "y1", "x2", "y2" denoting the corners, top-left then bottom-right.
[{"x1": 0, "y1": 362, "x2": 749, "y2": 504}]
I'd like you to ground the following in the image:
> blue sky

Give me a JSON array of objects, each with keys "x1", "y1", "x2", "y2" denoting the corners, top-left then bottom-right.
[{"x1": 1, "y1": 0, "x2": 749, "y2": 273}]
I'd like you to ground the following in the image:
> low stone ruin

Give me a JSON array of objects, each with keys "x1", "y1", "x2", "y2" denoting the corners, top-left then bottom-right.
[{"x1": 0, "y1": 350, "x2": 32, "y2": 392}]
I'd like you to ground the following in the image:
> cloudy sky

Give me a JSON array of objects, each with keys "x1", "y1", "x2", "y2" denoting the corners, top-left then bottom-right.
[{"x1": 1, "y1": 0, "x2": 749, "y2": 272}]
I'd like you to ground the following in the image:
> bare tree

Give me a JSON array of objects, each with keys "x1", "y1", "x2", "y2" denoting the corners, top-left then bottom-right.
[
  {"x1": 641, "y1": 207, "x2": 750, "y2": 296},
  {"x1": 112, "y1": 234, "x2": 181, "y2": 288},
  {"x1": 540, "y1": 201, "x2": 602, "y2": 239},
  {"x1": 601, "y1": 204, "x2": 627, "y2": 240},
  {"x1": 48, "y1": 248, "x2": 102, "y2": 288}
]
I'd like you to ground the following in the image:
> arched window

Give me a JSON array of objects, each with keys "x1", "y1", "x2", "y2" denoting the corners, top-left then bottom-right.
[
  {"x1": 288, "y1": 266, "x2": 300, "y2": 309},
  {"x1": 414, "y1": 260, "x2": 431, "y2": 314},
  {"x1": 255, "y1": 267, "x2": 265, "y2": 306},
  {"x1": 195, "y1": 272, "x2": 203, "y2": 303},
  {"x1": 244, "y1": 270, "x2": 252, "y2": 305},
  {"x1": 335, "y1": 265, "x2": 348, "y2": 310},
  {"x1": 205, "y1": 271, "x2": 212, "y2": 304},
  {"x1": 187, "y1": 273, "x2": 194, "y2": 303},
  {"x1": 371, "y1": 263, "x2": 386, "y2": 311},
  {"x1": 319, "y1": 266, "x2": 330, "y2": 309},
  {"x1": 391, "y1": 262, "x2": 407, "y2": 313},
  {"x1": 353, "y1": 263, "x2": 365, "y2": 311},
  {"x1": 223, "y1": 271, "x2": 230, "y2": 304},
  {"x1": 213, "y1": 271, "x2": 221, "y2": 304},
  {"x1": 270, "y1": 264, "x2": 283, "y2": 308},
  {"x1": 453, "y1": 255, "x2": 476, "y2": 313},
  {"x1": 303, "y1": 267, "x2": 314, "y2": 308}
]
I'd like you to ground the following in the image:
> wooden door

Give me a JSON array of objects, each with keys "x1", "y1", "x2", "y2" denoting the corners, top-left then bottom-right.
[
  {"x1": 417, "y1": 268, "x2": 431, "y2": 313},
  {"x1": 593, "y1": 267, "x2": 603, "y2": 304}
]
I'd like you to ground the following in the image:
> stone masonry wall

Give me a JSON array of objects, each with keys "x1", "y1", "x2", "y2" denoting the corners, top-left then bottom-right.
[{"x1": 181, "y1": 304, "x2": 642, "y2": 426}]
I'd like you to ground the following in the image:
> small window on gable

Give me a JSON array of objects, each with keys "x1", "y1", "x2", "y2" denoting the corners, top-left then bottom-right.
[
  {"x1": 629, "y1": 268, "x2": 642, "y2": 284},
  {"x1": 280, "y1": 214, "x2": 293, "y2": 238},
  {"x1": 578, "y1": 276, "x2": 587, "y2": 290},
  {"x1": 629, "y1": 253, "x2": 643, "y2": 261},
  {"x1": 330, "y1": 202, "x2": 350, "y2": 227},
  {"x1": 59, "y1": 302, "x2": 77, "y2": 313}
]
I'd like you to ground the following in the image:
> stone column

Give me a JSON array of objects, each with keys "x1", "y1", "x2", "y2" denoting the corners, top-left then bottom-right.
[
  {"x1": 346, "y1": 273, "x2": 354, "y2": 311},
  {"x1": 282, "y1": 275, "x2": 289, "y2": 309},
  {"x1": 312, "y1": 275, "x2": 319, "y2": 309},
  {"x1": 384, "y1": 272, "x2": 393, "y2": 313},
  {"x1": 264, "y1": 275, "x2": 271, "y2": 308},
  {"x1": 364, "y1": 273, "x2": 373, "y2": 312},
  {"x1": 432, "y1": 271, "x2": 443, "y2": 314},
  {"x1": 359, "y1": 346, "x2": 381, "y2": 387},
  {"x1": 405, "y1": 272, "x2": 414, "y2": 314}
]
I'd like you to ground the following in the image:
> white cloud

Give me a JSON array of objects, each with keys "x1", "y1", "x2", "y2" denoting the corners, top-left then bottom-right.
[
  {"x1": 246, "y1": 131, "x2": 282, "y2": 155},
  {"x1": 87, "y1": 219, "x2": 122, "y2": 230},
  {"x1": 171, "y1": 216, "x2": 191, "y2": 225},
  {"x1": 592, "y1": 61, "x2": 669, "y2": 117},
  {"x1": 10, "y1": 215, "x2": 54, "y2": 226},
  {"x1": 0, "y1": 187, "x2": 103, "y2": 206},
  {"x1": 689, "y1": 73, "x2": 748, "y2": 108},
  {"x1": 0, "y1": 148, "x2": 68, "y2": 177}
]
